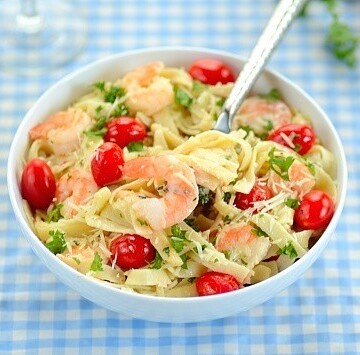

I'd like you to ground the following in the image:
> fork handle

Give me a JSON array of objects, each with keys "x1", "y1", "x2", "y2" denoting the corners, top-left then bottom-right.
[{"x1": 214, "y1": 0, "x2": 307, "y2": 133}]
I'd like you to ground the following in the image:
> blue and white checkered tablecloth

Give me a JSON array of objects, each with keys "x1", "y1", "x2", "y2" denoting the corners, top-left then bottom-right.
[{"x1": 1, "y1": 0, "x2": 360, "y2": 353}]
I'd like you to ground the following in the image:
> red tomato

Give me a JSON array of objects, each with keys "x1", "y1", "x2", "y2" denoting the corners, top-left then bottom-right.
[
  {"x1": 234, "y1": 181, "x2": 272, "y2": 211},
  {"x1": 294, "y1": 190, "x2": 334, "y2": 230},
  {"x1": 104, "y1": 117, "x2": 146, "y2": 148},
  {"x1": 91, "y1": 142, "x2": 124, "y2": 187},
  {"x1": 21, "y1": 158, "x2": 56, "y2": 210},
  {"x1": 196, "y1": 271, "x2": 240, "y2": 296},
  {"x1": 268, "y1": 124, "x2": 316, "y2": 155},
  {"x1": 110, "y1": 234, "x2": 156, "y2": 270},
  {"x1": 188, "y1": 59, "x2": 235, "y2": 85}
]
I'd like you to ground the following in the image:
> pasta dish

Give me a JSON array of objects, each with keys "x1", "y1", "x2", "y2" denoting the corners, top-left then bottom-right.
[{"x1": 20, "y1": 59, "x2": 336, "y2": 297}]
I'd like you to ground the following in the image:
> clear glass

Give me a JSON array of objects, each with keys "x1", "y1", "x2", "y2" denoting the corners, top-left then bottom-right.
[{"x1": 0, "y1": 0, "x2": 87, "y2": 75}]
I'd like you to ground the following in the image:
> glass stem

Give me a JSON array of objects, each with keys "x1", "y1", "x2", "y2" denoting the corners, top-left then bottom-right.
[{"x1": 17, "y1": 0, "x2": 44, "y2": 34}]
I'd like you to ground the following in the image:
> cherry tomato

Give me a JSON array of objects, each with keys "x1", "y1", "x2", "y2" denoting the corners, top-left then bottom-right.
[
  {"x1": 188, "y1": 59, "x2": 235, "y2": 85},
  {"x1": 294, "y1": 190, "x2": 334, "y2": 230},
  {"x1": 91, "y1": 142, "x2": 124, "y2": 187},
  {"x1": 234, "y1": 181, "x2": 272, "y2": 211},
  {"x1": 110, "y1": 234, "x2": 156, "y2": 270},
  {"x1": 196, "y1": 271, "x2": 240, "y2": 296},
  {"x1": 104, "y1": 117, "x2": 146, "y2": 148},
  {"x1": 268, "y1": 124, "x2": 316, "y2": 155},
  {"x1": 21, "y1": 158, "x2": 56, "y2": 210}
]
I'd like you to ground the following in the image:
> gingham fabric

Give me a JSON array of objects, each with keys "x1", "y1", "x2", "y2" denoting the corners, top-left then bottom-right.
[{"x1": 1, "y1": 0, "x2": 359, "y2": 354}]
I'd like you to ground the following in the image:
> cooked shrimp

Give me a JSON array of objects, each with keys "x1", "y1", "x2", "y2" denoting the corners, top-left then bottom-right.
[
  {"x1": 30, "y1": 108, "x2": 92, "y2": 156},
  {"x1": 122, "y1": 155, "x2": 198, "y2": 230},
  {"x1": 215, "y1": 223, "x2": 270, "y2": 268},
  {"x1": 267, "y1": 159, "x2": 316, "y2": 199},
  {"x1": 121, "y1": 61, "x2": 174, "y2": 116},
  {"x1": 56, "y1": 169, "x2": 99, "y2": 218},
  {"x1": 234, "y1": 96, "x2": 292, "y2": 136}
]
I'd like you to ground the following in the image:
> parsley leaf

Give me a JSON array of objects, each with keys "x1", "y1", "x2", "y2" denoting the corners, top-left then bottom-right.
[
  {"x1": 193, "y1": 80, "x2": 207, "y2": 91},
  {"x1": 47, "y1": 204, "x2": 63, "y2": 223},
  {"x1": 304, "y1": 159, "x2": 316, "y2": 176},
  {"x1": 127, "y1": 141, "x2": 144, "y2": 152},
  {"x1": 259, "y1": 88, "x2": 281, "y2": 102},
  {"x1": 93, "y1": 82, "x2": 126, "y2": 103},
  {"x1": 238, "y1": 125, "x2": 253, "y2": 138},
  {"x1": 163, "y1": 247, "x2": 170, "y2": 256},
  {"x1": 85, "y1": 116, "x2": 108, "y2": 137},
  {"x1": 93, "y1": 81, "x2": 106, "y2": 91},
  {"x1": 175, "y1": 88, "x2": 193, "y2": 108},
  {"x1": 223, "y1": 215, "x2": 232, "y2": 224},
  {"x1": 327, "y1": 16, "x2": 358, "y2": 68},
  {"x1": 184, "y1": 217, "x2": 199, "y2": 231},
  {"x1": 268, "y1": 148, "x2": 295, "y2": 181},
  {"x1": 251, "y1": 226, "x2": 268, "y2": 237},
  {"x1": 150, "y1": 251, "x2": 163, "y2": 269},
  {"x1": 90, "y1": 252, "x2": 103, "y2": 272},
  {"x1": 223, "y1": 192, "x2": 232, "y2": 203},
  {"x1": 111, "y1": 103, "x2": 129, "y2": 117},
  {"x1": 198, "y1": 185, "x2": 211, "y2": 205},
  {"x1": 170, "y1": 225, "x2": 188, "y2": 253},
  {"x1": 264, "y1": 120, "x2": 274, "y2": 133},
  {"x1": 277, "y1": 242, "x2": 298, "y2": 259},
  {"x1": 46, "y1": 230, "x2": 67, "y2": 254},
  {"x1": 104, "y1": 86, "x2": 126, "y2": 103},
  {"x1": 285, "y1": 198, "x2": 300, "y2": 209},
  {"x1": 180, "y1": 254, "x2": 189, "y2": 269},
  {"x1": 216, "y1": 98, "x2": 226, "y2": 107}
]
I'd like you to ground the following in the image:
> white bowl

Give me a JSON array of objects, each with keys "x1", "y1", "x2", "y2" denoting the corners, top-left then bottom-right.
[{"x1": 7, "y1": 47, "x2": 347, "y2": 323}]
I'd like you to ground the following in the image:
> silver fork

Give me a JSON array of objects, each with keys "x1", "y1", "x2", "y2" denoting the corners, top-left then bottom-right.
[{"x1": 214, "y1": 0, "x2": 307, "y2": 133}]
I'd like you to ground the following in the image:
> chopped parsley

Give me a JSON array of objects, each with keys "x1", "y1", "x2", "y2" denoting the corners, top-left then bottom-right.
[
  {"x1": 184, "y1": 217, "x2": 199, "y2": 231},
  {"x1": 223, "y1": 215, "x2": 232, "y2": 224},
  {"x1": 174, "y1": 88, "x2": 193, "y2": 108},
  {"x1": 137, "y1": 219, "x2": 149, "y2": 226},
  {"x1": 198, "y1": 185, "x2": 211, "y2": 205},
  {"x1": 46, "y1": 230, "x2": 67, "y2": 254},
  {"x1": 105, "y1": 86, "x2": 126, "y2": 103},
  {"x1": 268, "y1": 148, "x2": 295, "y2": 181},
  {"x1": 238, "y1": 125, "x2": 253, "y2": 138},
  {"x1": 193, "y1": 80, "x2": 206, "y2": 91},
  {"x1": 193, "y1": 244, "x2": 207, "y2": 254},
  {"x1": 150, "y1": 251, "x2": 163, "y2": 269},
  {"x1": 46, "y1": 204, "x2": 63, "y2": 223},
  {"x1": 72, "y1": 257, "x2": 81, "y2": 265},
  {"x1": 95, "y1": 105, "x2": 103, "y2": 115},
  {"x1": 85, "y1": 116, "x2": 108, "y2": 137},
  {"x1": 180, "y1": 254, "x2": 189, "y2": 269},
  {"x1": 170, "y1": 225, "x2": 188, "y2": 253},
  {"x1": 163, "y1": 247, "x2": 170, "y2": 256},
  {"x1": 259, "y1": 120, "x2": 274, "y2": 140},
  {"x1": 93, "y1": 81, "x2": 106, "y2": 91},
  {"x1": 251, "y1": 226, "x2": 268, "y2": 238},
  {"x1": 223, "y1": 192, "x2": 232, "y2": 204},
  {"x1": 93, "y1": 81, "x2": 126, "y2": 103},
  {"x1": 285, "y1": 198, "x2": 300, "y2": 209},
  {"x1": 127, "y1": 141, "x2": 144, "y2": 152},
  {"x1": 304, "y1": 159, "x2": 316, "y2": 176},
  {"x1": 277, "y1": 242, "x2": 298, "y2": 259},
  {"x1": 111, "y1": 103, "x2": 129, "y2": 117},
  {"x1": 259, "y1": 88, "x2": 281, "y2": 102},
  {"x1": 223, "y1": 250, "x2": 231, "y2": 260},
  {"x1": 216, "y1": 97, "x2": 226, "y2": 107},
  {"x1": 90, "y1": 252, "x2": 103, "y2": 272},
  {"x1": 229, "y1": 179, "x2": 237, "y2": 186}
]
